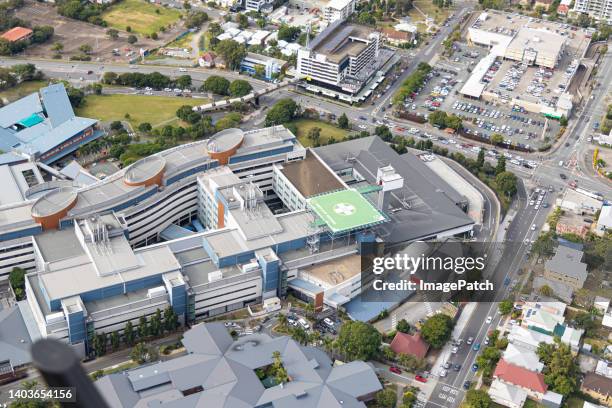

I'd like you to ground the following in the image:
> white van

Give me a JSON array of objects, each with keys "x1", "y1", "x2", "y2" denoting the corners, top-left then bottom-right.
[{"x1": 298, "y1": 318, "x2": 310, "y2": 330}]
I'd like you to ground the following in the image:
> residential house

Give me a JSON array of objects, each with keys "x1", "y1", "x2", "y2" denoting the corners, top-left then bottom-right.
[
  {"x1": 198, "y1": 51, "x2": 216, "y2": 68},
  {"x1": 583, "y1": 402, "x2": 608, "y2": 408},
  {"x1": 594, "y1": 296, "x2": 611, "y2": 314},
  {"x1": 493, "y1": 359, "x2": 548, "y2": 401},
  {"x1": 560, "y1": 326, "x2": 584, "y2": 354},
  {"x1": 581, "y1": 373, "x2": 612, "y2": 407},
  {"x1": 381, "y1": 28, "x2": 413, "y2": 46},
  {"x1": 488, "y1": 379, "x2": 528, "y2": 408},
  {"x1": 389, "y1": 332, "x2": 429, "y2": 359},
  {"x1": 557, "y1": 3, "x2": 570, "y2": 15},
  {"x1": 521, "y1": 307, "x2": 565, "y2": 335},
  {"x1": 1, "y1": 27, "x2": 33, "y2": 43},
  {"x1": 502, "y1": 343, "x2": 544, "y2": 372},
  {"x1": 544, "y1": 245, "x2": 588, "y2": 290},
  {"x1": 541, "y1": 391, "x2": 564, "y2": 408},
  {"x1": 508, "y1": 325, "x2": 555, "y2": 352},
  {"x1": 595, "y1": 360, "x2": 612, "y2": 379}
]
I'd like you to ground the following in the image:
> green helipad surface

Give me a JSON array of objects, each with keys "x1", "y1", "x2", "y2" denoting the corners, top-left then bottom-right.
[{"x1": 307, "y1": 189, "x2": 385, "y2": 234}]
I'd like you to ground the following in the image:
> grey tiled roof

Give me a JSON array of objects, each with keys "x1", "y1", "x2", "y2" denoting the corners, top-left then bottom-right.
[{"x1": 96, "y1": 323, "x2": 382, "y2": 408}]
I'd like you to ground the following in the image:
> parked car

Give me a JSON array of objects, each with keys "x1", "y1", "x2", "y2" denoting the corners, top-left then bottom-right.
[
  {"x1": 463, "y1": 381, "x2": 471, "y2": 390},
  {"x1": 415, "y1": 375, "x2": 427, "y2": 383},
  {"x1": 472, "y1": 364, "x2": 479, "y2": 372},
  {"x1": 390, "y1": 366, "x2": 402, "y2": 374},
  {"x1": 472, "y1": 343, "x2": 481, "y2": 351}
]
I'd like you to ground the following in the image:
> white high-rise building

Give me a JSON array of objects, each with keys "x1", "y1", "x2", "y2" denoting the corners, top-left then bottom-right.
[
  {"x1": 323, "y1": 0, "x2": 356, "y2": 23},
  {"x1": 573, "y1": 0, "x2": 612, "y2": 24}
]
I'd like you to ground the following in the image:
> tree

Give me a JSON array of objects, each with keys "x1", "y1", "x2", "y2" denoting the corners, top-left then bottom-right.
[
  {"x1": 464, "y1": 389, "x2": 491, "y2": 408},
  {"x1": 560, "y1": 115, "x2": 568, "y2": 126},
  {"x1": 150, "y1": 309, "x2": 162, "y2": 336},
  {"x1": 375, "y1": 125, "x2": 393, "y2": 142},
  {"x1": 495, "y1": 155, "x2": 506, "y2": 175},
  {"x1": 495, "y1": 171, "x2": 518, "y2": 197},
  {"x1": 138, "y1": 316, "x2": 149, "y2": 338},
  {"x1": 236, "y1": 13, "x2": 249, "y2": 29},
  {"x1": 163, "y1": 306, "x2": 179, "y2": 332},
  {"x1": 215, "y1": 112, "x2": 242, "y2": 131},
  {"x1": 215, "y1": 39, "x2": 246, "y2": 70},
  {"x1": 130, "y1": 342, "x2": 158, "y2": 364},
  {"x1": 337, "y1": 113, "x2": 349, "y2": 129},
  {"x1": 498, "y1": 299, "x2": 513, "y2": 315},
  {"x1": 184, "y1": 11, "x2": 209, "y2": 28},
  {"x1": 420, "y1": 313, "x2": 453, "y2": 348},
  {"x1": 375, "y1": 389, "x2": 396, "y2": 408},
  {"x1": 271, "y1": 350, "x2": 290, "y2": 383},
  {"x1": 66, "y1": 86, "x2": 85, "y2": 108},
  {"x1": 334, "y1": 321, "x2": 381, "y2": 361},
  {"x1": 52, "y1": 42, "x2": 64, "y2": 53},
  {"x1": 138, "y1": 122, "x2": 152, "y2": 133},
  {"x1": 265, "y1": 98, "x2": 299, "y2": 126},
  {"x1": 110, "y1": 120, "x2": 124, "y2": 132},
  {"x1": 91, "y1": 82, "x2": 103, "y2": 95},
  {"x1": 102, "y1": 71, "x2": 118, "y2": 84},
  {"x1": 229, "y1": 79, "x2": 253, "y2": 97},
  {"x1": 93, "y1": 332, "x2": 107, "y2": 356},
  {"x1": 477, "y1": 148, "x2": 485, "y2": 169},
  {"x1": 127, "y1": 34, "x2": 137, "y2": 44},
  {"x1": 277, "y1": 24, "x2": 301, "y2": 42},
  {"x1": 357, "y1": 11, "x2": 376, "y2": 25},
  {"x1": 491, "y1": 133, "x2": 504, "y2": 145},
  {"x1": 79, "y1": 44, "x2": 93, "y2": 54},
  {"x1": 537, "y1": 342, "x2": 578, "y2": 396},
  {"x1": 175, "y1": 74, "x2": 192, "y2": 89},
  {"x1": 307, "y1": 126, "x2": 321, "y2": 146},
  {"x1": 402, "y1": 389, "x2": 418, "y2": 408},
  {"x1": 106, "y1": 28, "x2": 119, "y2": 39},
  {"x1": 111, "y1": 331, "x2": 120, "y2": 351},
  {"x1": 151, "y1": 32, "x2": 158, "y2": 40},
  {"x1": 9, "y1": 267, "x2": 26, "y2": 300},
  {"x1": 124, "y1": 321, "x2": 135, "y2": 346},
  {"x1": 203, "y1": 75, "x2": 230, "y2": 95},
  {"x1": 396, "y1": 319, "x2": 410, "y2": 333}
]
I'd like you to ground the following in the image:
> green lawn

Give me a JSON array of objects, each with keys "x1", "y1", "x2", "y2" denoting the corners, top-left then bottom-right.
[
  {"x1": 293, "y1": 119, "x2": 349, "y2": 147},
  {"x1": 76, "y1": 94, "x2": 201, "y2": 128},
  {"x1": 0, "y1": 80, "x2": 47, "y2": 103},
  {"x1": 102, "y1": 0, "x2": 182, "y2": 35}
]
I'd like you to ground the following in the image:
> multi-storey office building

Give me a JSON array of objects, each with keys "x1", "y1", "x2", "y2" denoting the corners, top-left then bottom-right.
[{"x1": 296, "y1": 20, "x2": 387, "y2": 100}]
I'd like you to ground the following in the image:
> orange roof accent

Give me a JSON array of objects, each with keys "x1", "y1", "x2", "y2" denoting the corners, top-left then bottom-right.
[
  {"x1": 1, "y1": 27, "x2": 33, "y2": 42},
  {"x1": 390, "y1": 332, "x2": 429, "y2": 359},
  {"x1": 493, "y1": 359, "x2": 548, "y2": 394},
  {"x1": 381, "y1": 28, "x2": 411, "y2": 41}
]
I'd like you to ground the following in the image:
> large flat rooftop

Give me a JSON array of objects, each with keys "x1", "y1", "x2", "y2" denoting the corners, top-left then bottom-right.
[
  {"x1": 279, "y1": 150, "x2": 344, "y2": 198},
  {"x1": 310, "y1": 22, "x2": 374, "y2": 63}
]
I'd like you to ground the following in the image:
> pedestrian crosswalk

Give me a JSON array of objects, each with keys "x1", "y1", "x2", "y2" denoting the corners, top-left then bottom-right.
[{"x1": 391, "y1": 313, "x2": 397, "y2": 329}]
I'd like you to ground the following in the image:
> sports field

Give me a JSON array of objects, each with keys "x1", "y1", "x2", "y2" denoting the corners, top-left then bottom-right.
[
  {"x1": 307, "y1": 189, "x2": 385, "y2": 233},
  {"x1": 102, "y1": 0, "x2": 182, "y2": 35}
]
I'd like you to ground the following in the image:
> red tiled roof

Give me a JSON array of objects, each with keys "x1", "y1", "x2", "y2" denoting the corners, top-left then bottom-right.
[
  {"x1": 200, "y1": 51, "x2": 216, "y2": 62},
  {"x1": 493, "y1": 359, "x2": 548, "y2": 394},
  {"x1": 390, "y1": 332, "x2": 429, "y2": 359},
  {"x1": 381, "y1": 28, "x2": 411, "y2": 41},
  {"x1": 1, "y1": 27, "x2": 33, "y2": 42},
  {"x1": 557, "y1": 4, "x2": 569, "y2": 13}
]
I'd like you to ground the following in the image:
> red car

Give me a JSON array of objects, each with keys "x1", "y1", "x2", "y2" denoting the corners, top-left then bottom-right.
[
  {"x1": 415, "y1": 375, "x2": 428, "y2": 383},
  {"x1": 389, "y1": 366, "x2": 402, "y2": 374}
]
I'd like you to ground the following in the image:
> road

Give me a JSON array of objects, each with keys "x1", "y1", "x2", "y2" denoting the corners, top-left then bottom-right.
[{"x1": 0, "y1": 58, "x2": 270, "y2": 92}]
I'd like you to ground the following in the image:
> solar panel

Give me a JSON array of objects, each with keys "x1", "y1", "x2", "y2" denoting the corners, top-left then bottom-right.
[{"x1": 320, "y1": 25, "x2": 353, "y2": 53}]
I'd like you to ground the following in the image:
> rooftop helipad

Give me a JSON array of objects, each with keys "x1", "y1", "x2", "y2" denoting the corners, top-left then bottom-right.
[{"x1": 307, "y1": 189, "x2": 386, "y2": 234}]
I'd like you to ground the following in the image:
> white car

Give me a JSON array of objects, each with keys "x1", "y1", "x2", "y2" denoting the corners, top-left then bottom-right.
[
  {"x1": 358, "y1": 124, "x2": 367, "y2": 130},
  {"x1": 179, "y1": 68, "x2": 187, "y2": 72},
  {"x1": 531, "y1": 224, "x2": 537, "y2": 231},
  {"x1": 439, "y1": 369, "x2": 448, "y2": 378},
  {"x1": 164, "y1": 88, "x2": 172, "y2": 92},
  {"x1": 451, "y1": 346, "x2": 459, "y2": 354},
  {"x1": 486, "y1": 316, "x2": 492, "y2": 324}
]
